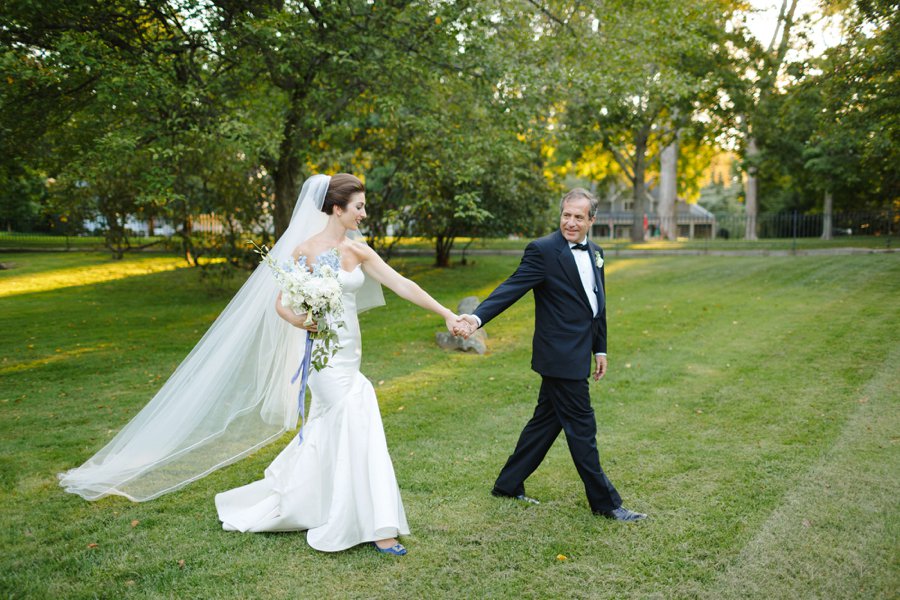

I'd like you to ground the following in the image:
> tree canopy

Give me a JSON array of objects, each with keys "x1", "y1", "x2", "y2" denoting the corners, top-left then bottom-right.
[{"x1": 1, "y1": 0, "x2": 896, "y2": 257}]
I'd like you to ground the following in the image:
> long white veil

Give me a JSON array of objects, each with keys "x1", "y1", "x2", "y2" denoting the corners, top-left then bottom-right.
[{"x1": 59, "y1": 174, "x2": 383, "y2": 501}]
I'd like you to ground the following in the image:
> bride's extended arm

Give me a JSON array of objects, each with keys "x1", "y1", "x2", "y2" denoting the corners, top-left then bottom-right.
[{"x1": 356, "y1": 245, "x2": 457, "y2": 328}]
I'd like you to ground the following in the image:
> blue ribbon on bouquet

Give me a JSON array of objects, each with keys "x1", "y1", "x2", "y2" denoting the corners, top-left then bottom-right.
[{"x1": 290, "y1": 332, "x2": 314, "y2": 445}]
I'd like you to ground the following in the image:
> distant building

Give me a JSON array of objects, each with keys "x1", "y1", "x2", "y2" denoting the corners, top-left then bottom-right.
[{"x1": 591, "y1": 182, "x2": 717, "y2": 240}]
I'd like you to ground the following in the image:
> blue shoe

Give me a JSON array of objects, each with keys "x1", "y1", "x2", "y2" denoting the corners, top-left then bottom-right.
[{"x1": 372, "y1": 541, "x2": 407, "y2": 556}]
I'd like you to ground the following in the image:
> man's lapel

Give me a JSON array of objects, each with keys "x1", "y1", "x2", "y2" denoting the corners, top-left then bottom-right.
[
  {"x1": 554, "y1": 231, "x2": 593, "y2": 312},
  {"x1": 588, "y1": 240, "x2": 605, "y2": 312}
]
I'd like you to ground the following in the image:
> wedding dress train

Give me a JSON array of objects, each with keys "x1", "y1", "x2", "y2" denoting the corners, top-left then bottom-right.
[{"x1": 215, "y1": 265, "x2": 409, "y2": 551}]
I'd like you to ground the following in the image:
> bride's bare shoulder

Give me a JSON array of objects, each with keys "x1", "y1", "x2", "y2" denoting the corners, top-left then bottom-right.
[
  {"x1": 341, "y1": 238, "x2": 376, "y2": 260},
  {"x1": 340, "y1": 238, "x2": 368, "y2": 257},
  {"x1": 292, "y1": 239, "x2": 321, "y2": 261}
]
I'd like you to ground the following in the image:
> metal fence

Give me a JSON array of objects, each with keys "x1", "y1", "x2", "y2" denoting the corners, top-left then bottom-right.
[
  {"x1": 2, "y1": 210, "x2": 896, "y2": 252},
  {"x1": 0, "y1": 231, "x2": 166, "y2": 251},
  {"x1": 0, "y1": 213, "x2": 232, "y2": 251},
  {"x1": 712, "y1": 211, "x2": 894, "y2": 240},
  {"x1": 592, "y1": 211, "x2": 895, "y2": 242}
]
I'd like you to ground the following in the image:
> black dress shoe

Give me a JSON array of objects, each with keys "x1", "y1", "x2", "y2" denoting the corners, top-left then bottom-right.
[
  {"x1": 596, "y1": 507, "x2": 646, "y2": 521},
  {"x1": 491, "y1": 489, "x2": 540, "y2": 505}
]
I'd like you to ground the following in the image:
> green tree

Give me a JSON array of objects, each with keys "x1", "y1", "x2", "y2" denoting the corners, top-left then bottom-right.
[
  {"x1": 1, "y1": 1, "x2": 276, "y2": 259},
  {"x1": 534, "y1": 0, "x2": 739, "y2": 241},
  {"x1": 337, "y1": 2, "x2": 557, "y2": 266},
  {"x1": 805, "y1": 0, "x2": 899, "y2": 217},
  {"x1": 369, "y1": 71, "x2": 551, "y2": 267},
  {"x1": 0, "y1": 160, "x2": 45, "y2": 232},
  {"x1": 750, "y1": 0, "x2": 898, "y2": 234},
  {"x1": 209, "y1": 1, "x2": 478, "y2": 239}
]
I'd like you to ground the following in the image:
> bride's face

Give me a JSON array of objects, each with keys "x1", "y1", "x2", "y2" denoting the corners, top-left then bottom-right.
[{"x1": 336, "y1": 192, "x2": 367, "y2": 230}]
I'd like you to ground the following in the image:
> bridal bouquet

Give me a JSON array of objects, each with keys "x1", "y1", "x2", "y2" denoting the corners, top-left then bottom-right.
[
  {"x1": 252, "y1": 242, "x2": 345, "y2": 443},
  {"x1": 254, "y1": 244, "x2": 345, "y2": 372}
]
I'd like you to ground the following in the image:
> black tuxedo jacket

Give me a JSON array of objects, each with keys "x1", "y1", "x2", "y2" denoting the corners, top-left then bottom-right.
[{"x1": 474, "y1": 229, "x2": 607, "y2": 380}]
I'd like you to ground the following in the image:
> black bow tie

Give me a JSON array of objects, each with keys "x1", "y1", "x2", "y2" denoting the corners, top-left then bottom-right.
[{"x1": 570, "y1": 242, "x2": 589, "y2": 251}]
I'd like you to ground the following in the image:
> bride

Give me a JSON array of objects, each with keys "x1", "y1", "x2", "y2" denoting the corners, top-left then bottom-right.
[
  {"x1": 216, "y1": 173, "x2": 459, "y2": 555},
  {"x1": 59, "y1": 173, "x2": 460, "y2": 556}
]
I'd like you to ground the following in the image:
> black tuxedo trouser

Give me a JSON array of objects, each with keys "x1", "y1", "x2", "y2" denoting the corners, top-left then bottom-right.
[{"x1": 493, "y1": 376, "x2": 622, "y2": 513}]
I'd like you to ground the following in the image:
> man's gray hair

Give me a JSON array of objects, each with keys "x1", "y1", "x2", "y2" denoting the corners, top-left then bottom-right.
[{"x1": 560, "y1": 188, "x2": 599, "y2": 219}]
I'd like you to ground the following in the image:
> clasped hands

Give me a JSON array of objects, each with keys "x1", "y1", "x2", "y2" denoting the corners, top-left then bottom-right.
[{"x1": 446, "y1": 314, "x2": 479, "y2": 339}]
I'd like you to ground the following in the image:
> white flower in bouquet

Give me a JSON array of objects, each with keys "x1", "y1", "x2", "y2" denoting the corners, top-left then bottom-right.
[{"x1": 252, "y1": 243, "x2": 345, "y2": 371}]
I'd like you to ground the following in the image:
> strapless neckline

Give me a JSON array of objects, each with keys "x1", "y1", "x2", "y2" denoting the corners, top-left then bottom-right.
[{"x1": 302, "y1": 249, "x2": 361, "y2": 276}]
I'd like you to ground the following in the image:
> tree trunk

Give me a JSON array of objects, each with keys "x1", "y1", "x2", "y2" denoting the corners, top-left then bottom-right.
[
  {"x1": 181, "y1": 215, "x2": 196, "y2": 266},
  {"x1": 821, "y1": 189, "x2": 833, "y2": 240},
  {"x1": 745, "y1": 137, "x2": 759, "y2": 241},
  {"x1": 658, "y1": 133, "x2": 679, "y2": 241},
  {"x1": 272, "y1": 158, "x2": 300, "y2": 240},
  {"x1": 630, "y1": 132, "x2": 648, "y2": 242},
  {"x1": 435, "y1": 234, "x2": 453, "y2": 267},
  {"x1": 272, "y1": 98, "x2": 304, "y2": 240},
  {"x1": 742, "y1": 0, "x2": 798, "y2": 242}
]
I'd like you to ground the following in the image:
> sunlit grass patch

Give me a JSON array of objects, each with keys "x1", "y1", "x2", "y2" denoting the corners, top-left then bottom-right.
[
  {"x1": 0, "y1": 343, "x2": 112, "y2": 376},
  {"x1": 0, "y1": 256, "x2": 189, "y2": 298}
]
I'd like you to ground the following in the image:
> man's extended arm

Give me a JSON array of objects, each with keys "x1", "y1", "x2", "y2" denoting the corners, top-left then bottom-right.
[{"x1": 457, "y1": 242, "x2": 545, "y2": 336}]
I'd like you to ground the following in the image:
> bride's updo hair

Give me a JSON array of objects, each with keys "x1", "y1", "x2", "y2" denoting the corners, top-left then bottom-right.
[{"x1": 322, "y1": 173, "x2": 365, "y2": 214}]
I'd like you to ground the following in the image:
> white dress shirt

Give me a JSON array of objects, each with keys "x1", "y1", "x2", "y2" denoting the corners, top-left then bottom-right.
[
  {"x1": 570, "y1": 238, "x2": 606, "y2": 358},
  {"x1": 570, "y1": 238, "x2": 598, "y2": 317}
]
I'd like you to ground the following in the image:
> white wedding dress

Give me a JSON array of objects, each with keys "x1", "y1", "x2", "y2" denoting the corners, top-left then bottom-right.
[{"x1": 215, "y1": 265, "x2": 409, "y2": 551}]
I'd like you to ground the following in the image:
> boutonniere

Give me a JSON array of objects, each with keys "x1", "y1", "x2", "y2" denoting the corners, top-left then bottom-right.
[{"x1": 594, "y1": 251, "x2": 604, "y2": 269}]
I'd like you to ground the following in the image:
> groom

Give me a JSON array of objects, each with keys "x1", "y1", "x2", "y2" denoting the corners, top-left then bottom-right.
[{"x1": 457, "y1": 188, "x2": 645, "y2": 521}]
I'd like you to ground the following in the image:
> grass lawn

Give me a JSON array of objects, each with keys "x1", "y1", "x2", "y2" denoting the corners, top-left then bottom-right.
[{"x1": 1, "y1": 251, "x2": 898, "y2": 599}]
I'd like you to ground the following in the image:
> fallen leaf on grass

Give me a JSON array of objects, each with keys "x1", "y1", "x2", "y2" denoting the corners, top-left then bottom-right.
[
  {"x1": 177, "y1": 559, "x2": 185, "y2": 568},
  {"x1": 130, "y1": 519, "x2": 139, "y2": 528},
  {"x1": 87, "y1": 543, "x2": 99, "y2": 549},
  {"x1": 556, "y1": 554, "x2": 567, "y2": 561}
]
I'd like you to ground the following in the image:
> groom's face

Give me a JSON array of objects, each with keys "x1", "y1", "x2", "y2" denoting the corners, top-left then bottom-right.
[{"x1": 560, "y1": 197, "x2": 595, "y2": 243}]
